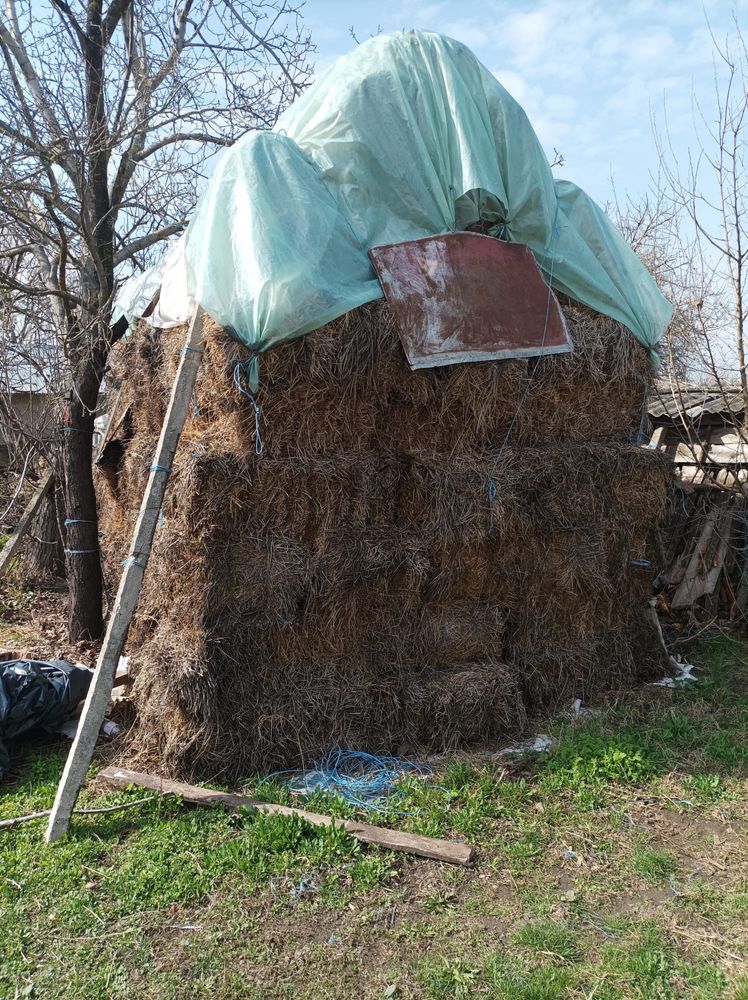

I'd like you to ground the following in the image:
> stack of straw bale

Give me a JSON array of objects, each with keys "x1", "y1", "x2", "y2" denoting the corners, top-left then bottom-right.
[{"x1": 96, "y1": 297, "x2": 671, "y2": 779}]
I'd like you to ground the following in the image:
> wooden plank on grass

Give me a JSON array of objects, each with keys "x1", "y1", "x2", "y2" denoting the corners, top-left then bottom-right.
[
  {"x1": 0, "y1": 469, "x2": 54, "y2": 578},
  {"x1": 45, "y1": 308, "x2": 206, "y2": 844},
  {"x1": 100, "y1": 766, "x2": 475, "y2": 867}
]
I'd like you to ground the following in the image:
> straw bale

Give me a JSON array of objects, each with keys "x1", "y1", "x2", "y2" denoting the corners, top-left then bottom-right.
[
  {"x1": 403, "y1": 663, "x2": 525, "y2": 747},
  {"x1": 103, "y1": 297, "x2": 649, "y2": 462},
  {"x1": 94, "y1": 296, "x2": 670, "y2": 780}
]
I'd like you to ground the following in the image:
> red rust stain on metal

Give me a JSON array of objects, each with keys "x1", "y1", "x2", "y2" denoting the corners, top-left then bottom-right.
[{"x1": 369, "y1": 233, "x2": 572, "y2": 369}]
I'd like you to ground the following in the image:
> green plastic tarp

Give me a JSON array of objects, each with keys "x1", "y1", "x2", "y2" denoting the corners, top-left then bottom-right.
[{"x1": 138, "y1": 31, "x2": 673, "y2": 378}]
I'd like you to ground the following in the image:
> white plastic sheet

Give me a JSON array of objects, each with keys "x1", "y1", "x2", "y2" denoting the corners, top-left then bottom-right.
[{"x1": 116, "y1": 31, "x2": 672, "y2": 374}]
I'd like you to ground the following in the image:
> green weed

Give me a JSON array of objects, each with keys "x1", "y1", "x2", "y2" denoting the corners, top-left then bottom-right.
[
  {"x1": 541, "y1": 730, "x2": 658, "y2": 790},
  {"x1": 423, "y1": 888, "x2": 457, "y2": 913},
  {"x1": 417, "y1": 957, "x2": 480, "y2": 999},
  {"x1": 631, "y1": 847, "x2": 679, "y2": 884},
  {"x1": 484, "y1": 953, "x2": 575, "y2": 1000},
  {"x1": 681, "y1": 772, "x2": 730, "y2": 805},
  {"x1": 511, "y1": 919, "x2": 582, "y2": 962}
]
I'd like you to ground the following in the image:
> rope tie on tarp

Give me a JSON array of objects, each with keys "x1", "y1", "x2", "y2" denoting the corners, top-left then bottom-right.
[
  {"x1": 233, "y1": 359, "x2": 263, "y2": 456},
  {"x1": 487, "y1": 197, "x2": 563, "y2": 522}
]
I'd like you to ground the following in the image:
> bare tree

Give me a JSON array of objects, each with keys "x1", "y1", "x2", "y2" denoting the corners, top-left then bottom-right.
[
  {"x1": 655, "y1": 14, "x2": 748, "y2": 411},
  {"x1": 0, "y1": 0, "x2": 313, "y2": 638}
]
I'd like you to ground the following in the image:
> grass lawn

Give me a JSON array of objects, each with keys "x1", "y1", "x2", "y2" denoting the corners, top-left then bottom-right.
[{"x1": 2, "y1": 634, "x2": 748, "y2": 999}]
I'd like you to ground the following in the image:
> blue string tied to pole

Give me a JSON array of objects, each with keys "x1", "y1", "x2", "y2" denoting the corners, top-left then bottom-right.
[
  {"x1": 120, "y1": 555, "x2": 146, "y2": 569},
  {"x1": 233, "y1": 358, "x2": 264, "y2": 456},
  {"x1": 64, "y1": 518, "x2": 94, "y2": 528}
]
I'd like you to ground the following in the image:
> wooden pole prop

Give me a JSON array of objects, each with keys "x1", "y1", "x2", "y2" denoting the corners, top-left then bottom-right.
[
  {"x1": 45, "y1": 308, "x2": 205, "y2": 843},
  {"x1": 0, "y1": 469, "x2": 54, "y2": 578},
  {"x1": 101, "y1": 766, "x2": 476, "y2": 866}
]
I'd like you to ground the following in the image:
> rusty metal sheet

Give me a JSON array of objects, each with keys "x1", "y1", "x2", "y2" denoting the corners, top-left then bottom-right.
[{"x1": 369, "y1": 233, "x2": 572, "y2": 369}]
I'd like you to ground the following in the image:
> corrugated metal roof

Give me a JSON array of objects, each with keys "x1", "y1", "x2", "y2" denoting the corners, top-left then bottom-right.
[
  {"x1": 1, "y1": 353, "x2": 58, "y2": 394},
  {"x1": 648, "y1": 385, "x2": 744, "y2": 421}
]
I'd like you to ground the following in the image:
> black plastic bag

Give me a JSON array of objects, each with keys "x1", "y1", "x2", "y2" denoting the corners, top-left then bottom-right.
[{"x1": 0, "y1": 659, "x2": 92, "y2": 775}]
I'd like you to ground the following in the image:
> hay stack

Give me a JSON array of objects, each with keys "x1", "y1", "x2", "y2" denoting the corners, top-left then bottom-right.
[{"x1": 97, "y1": 298, "x2": 670, "y2": 780}]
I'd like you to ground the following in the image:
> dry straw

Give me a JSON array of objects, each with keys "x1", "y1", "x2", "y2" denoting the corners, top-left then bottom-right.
[{"x1": 96, "y1": 299, "x2": 670, "y2": 780}]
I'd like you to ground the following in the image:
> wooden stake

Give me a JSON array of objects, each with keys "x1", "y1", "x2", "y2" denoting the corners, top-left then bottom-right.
[
  {"x1": 100, "y1": 766, "x2": 475, "y2": 866},
  {"x1": 45, "y1": 308, "x2": 205, "y2": 843},
  {"x1": 0, "y1": 469, "x2": 54, "y2": 578}
]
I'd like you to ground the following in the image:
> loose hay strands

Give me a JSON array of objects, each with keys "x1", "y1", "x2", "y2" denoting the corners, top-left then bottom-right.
[{"x1": 94, "y1": 299, "x2": 671, "y2": 781}]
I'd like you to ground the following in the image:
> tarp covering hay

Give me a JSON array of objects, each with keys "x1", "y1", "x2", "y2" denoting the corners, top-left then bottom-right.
[{"x1": 96, "y1": 299, "x2": 671, "y2": 780}]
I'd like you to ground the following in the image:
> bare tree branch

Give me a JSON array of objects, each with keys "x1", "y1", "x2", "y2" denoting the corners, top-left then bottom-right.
[{"x1": 0, "y1": 0, "x2": 314, "y2": 638}]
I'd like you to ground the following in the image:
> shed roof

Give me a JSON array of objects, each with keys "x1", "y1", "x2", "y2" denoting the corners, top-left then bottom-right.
[{"x1": 648, "y1": 384, "x2": 744, "y2": 421}]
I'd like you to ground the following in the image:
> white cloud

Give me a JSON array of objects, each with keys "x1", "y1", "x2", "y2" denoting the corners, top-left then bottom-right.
[
  {"x1": 306, "y1": 0, "x2": 738, "y2": 202},
  {"x1": 491, "y1": 68, "x2": 531, "y2": 105}
]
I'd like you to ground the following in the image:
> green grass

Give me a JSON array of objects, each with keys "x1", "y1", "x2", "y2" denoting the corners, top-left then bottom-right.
[
  {"x1": 2, "y1": 634, "x2": 748, "y2": 998},
  {"x1": 511, "y1": 919, "x2": 583, "y2": 962},
  {"x1": 631, "y1": 846, "x2": 679, "y2": 883}
]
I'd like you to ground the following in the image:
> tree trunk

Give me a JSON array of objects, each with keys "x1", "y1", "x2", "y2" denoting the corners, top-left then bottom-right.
[
  {"x1": 25, "y1": 481, "x2": 64, "y2": 580},
  {"x1": 60, "y1": 353, "x2": 105, "y2": 640}
]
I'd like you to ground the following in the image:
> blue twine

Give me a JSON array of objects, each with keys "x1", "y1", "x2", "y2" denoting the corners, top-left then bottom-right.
[
  {"x1": 149, "y1": 464, "x2": 171, "y2": 474},
  {"x1": 183, "y1": 345, "x2": 202, "y2": 355},
  {"x1": 64, "y1": 518, "x2": 94, "y2": 527},
  {"x1": 487, "y1": 198, "x2": 562, "y2": 519},
  {"x1": 58, "y1": 426, "x2": 83, "y2": 433},
  {"x1": 260, "y1": 749, "x2": 432, "y2": 814},
  {"x1": 120, "y1": 556, "x2": 146, "y2": 569},
  {"x1": 629, "y1": 558, "x2": 652, "y2": 568},
  {"x1": 634, "y1": 381, "x2": 650, "y2": 445},
  {"x1": 233, "y1": 360, "x2": 264, "y2": 456},
  {"x1": 674, "y1": 485, "x2": 689, "y2": 518},
  {"x1": 65, "y1": 548, "x2": 97, "y2": 556}
]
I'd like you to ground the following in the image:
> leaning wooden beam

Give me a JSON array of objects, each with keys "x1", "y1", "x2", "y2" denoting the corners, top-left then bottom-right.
[
  {"x1": 101, "y1": 766, "x2": 475, "y2": 867},
  {"x1": 0, "y1": 469, "x2": 54, "y2": 578},
  {"x1": 45, "y1": 307, "x2": 206, "y2": 844}
]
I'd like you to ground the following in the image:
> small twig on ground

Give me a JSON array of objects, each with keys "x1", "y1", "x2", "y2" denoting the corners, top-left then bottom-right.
[
  {"x1": 0, "y1": 795, "x2": 156, "y2": 829},
  {"x1": 671, "y1": 925, "x2": 744, "y2": 962}
]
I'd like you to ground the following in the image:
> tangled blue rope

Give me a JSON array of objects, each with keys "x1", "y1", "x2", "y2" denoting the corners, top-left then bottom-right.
[{"x1": 261, "y1": 749, "x2": 431, "y2": 814}]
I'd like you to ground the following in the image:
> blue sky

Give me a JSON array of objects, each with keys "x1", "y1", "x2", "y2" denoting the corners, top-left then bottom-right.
[{"x1": 302, "y1": 0, "x2": 741, "y2": 207}]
